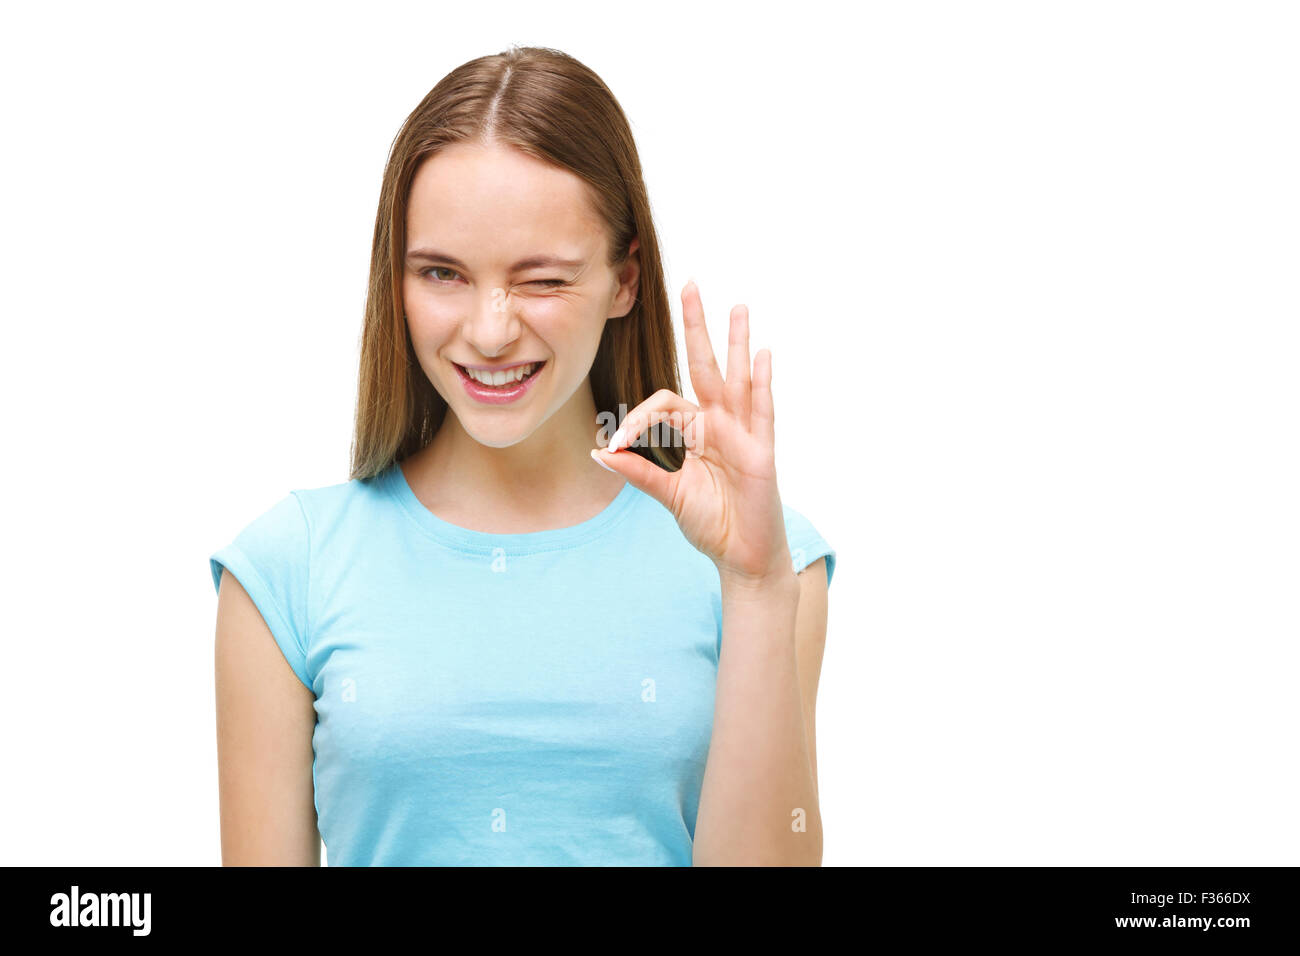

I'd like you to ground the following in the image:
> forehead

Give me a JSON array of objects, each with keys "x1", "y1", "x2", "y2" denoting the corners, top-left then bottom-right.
[{"x1": 405, "y1": 142, "x2": 605, "y2": 262}]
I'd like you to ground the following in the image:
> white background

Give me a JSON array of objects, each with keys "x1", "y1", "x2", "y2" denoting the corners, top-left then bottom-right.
[{"x1": 1, "y1": 0, "x2": 1295, "y2": 866}]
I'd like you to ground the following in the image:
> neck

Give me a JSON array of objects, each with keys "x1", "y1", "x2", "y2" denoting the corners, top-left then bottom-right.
[{"x1": 402, "y1": 379, "x2": 626, "y2": 531}]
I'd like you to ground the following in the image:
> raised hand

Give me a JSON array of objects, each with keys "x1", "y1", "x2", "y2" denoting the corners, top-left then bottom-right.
[{"x1": 591, "y1": 280, "x2": 792, "y2": 584}]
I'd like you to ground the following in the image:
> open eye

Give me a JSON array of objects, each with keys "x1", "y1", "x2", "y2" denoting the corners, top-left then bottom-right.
[{"x1": 421, "y1": 266, "x2": 461, "y2": 283}]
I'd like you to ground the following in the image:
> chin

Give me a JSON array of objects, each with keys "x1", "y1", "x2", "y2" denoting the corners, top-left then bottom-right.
[{"x1": 458, "y1": 416, "x2": 537, "y2": 449}]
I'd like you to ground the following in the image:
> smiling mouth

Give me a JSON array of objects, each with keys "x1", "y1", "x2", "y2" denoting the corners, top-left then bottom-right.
[{"x1": 453, "y1": 361, "x2": 546, "y2": 388}]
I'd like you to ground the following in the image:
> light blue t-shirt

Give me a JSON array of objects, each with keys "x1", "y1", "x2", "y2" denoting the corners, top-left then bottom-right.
[{"x1": 209, "y1": 459, "x2": 835, "y2": 866}]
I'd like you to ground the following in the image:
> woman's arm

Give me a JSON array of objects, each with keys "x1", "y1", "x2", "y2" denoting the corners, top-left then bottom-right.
[
  {"x1": 793, "y1": 557, "x2": 829, "y2": 792},
  {"x1": 591, "y1": 280, "x2": 831, "y2": 866},
  {"x1": 214, "y1": 569, "x2": 320, "y2": 865},
  {"x1": 692, "y1": 558, "x2": 828, "y2": 866}
]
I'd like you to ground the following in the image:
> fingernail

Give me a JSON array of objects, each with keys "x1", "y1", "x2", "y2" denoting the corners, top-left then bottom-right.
[
  {"x1": 607, "y1": 427, "x2": 626, "y2": 453},
  {"x1": 590, "y1": 448, "x2": 617, "y2": 473}
]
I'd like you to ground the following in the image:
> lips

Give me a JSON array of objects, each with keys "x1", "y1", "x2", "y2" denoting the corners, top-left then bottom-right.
[
  {"x1": 452, "y1": 360, "x2": 547, "y2": 405},
  {"x1": 457, "y1": 361, "x2": 542, "y2": 387}
]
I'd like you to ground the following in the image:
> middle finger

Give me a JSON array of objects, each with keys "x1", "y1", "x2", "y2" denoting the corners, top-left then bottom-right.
[{"x1": 724, "y1": 303, "x2": 751, "y2": 423}]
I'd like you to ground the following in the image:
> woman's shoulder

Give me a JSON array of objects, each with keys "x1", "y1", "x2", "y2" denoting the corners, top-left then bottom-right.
[
  {"x1": 289, "y1": 462, "x2": 397, "y2": 524},
  {"x1": 218, "y1": 465, "x2": 393, "y2": 557},
  {"x1": 780, "y1": 500, "x2": 837, "y2": 586}
]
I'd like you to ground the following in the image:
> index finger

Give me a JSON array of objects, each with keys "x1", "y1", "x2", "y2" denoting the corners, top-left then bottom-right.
[{"x1": 681, "y1": 279, "x2": 724, "y2": 407}]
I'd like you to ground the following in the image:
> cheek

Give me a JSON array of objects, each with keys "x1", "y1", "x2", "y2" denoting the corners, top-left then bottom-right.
[
  {"x1": 513, "y1": 294, "x2": 602, "y2": 345},
  {"x1": 405, "y1": 303, "x2": 460, "y2": 349},
  {"x1": 512, "y1": 294, "x2": 570, "y2": 326}
]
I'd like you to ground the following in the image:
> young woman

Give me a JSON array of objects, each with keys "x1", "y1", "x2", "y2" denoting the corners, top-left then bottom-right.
[{"x1": 210, "y1": 45, "x2": 836, "y2": 866}]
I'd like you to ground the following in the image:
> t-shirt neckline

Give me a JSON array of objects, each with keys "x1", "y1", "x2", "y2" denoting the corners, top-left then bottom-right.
[{"x1": 381, "y1": 459, "x2": 640, "y2": 554}]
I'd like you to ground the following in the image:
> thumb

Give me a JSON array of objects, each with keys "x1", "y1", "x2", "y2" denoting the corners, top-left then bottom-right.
[{"x1": 590, "y1": 447, "x2": 676, "y2": 512}]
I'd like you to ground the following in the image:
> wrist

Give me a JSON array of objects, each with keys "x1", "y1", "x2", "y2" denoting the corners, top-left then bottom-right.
[{"x1": 717, "y1": 563, "x2": 801, "y2": 603}]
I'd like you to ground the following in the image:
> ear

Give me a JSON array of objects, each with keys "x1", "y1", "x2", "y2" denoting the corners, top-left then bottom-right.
[{"x1": 609, "y1": 236, "x2": 641, "y2": 319}]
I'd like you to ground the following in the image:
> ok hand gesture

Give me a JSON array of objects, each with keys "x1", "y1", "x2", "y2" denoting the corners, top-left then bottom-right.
[{"x1": 592, "y1": 280, "x2": 792, "y2": 585}]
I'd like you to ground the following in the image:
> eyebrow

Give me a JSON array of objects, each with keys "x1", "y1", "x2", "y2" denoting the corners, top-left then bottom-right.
[{"x1": 405, "y1": 248, "x2": 586, "y2": 271}]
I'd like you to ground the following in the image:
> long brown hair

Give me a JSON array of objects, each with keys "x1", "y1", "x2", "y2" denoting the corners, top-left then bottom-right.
[{"x1": 349, "y1": 45, "x2": 684, "y2": 481}]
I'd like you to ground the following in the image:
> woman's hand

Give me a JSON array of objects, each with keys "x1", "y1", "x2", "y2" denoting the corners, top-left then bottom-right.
[{"x1": 591, "y1": 280, "x2": 793, "y2": 586}]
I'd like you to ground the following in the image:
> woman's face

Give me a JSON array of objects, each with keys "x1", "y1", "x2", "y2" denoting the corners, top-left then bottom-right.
[{"x1": 401, "y1": 141, "x2": 639, "y2": 449}]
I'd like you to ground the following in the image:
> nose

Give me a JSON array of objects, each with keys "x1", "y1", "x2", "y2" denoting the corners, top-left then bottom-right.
[{"x1": 462, "y1": 285, "x2": 521, "y2": 357}]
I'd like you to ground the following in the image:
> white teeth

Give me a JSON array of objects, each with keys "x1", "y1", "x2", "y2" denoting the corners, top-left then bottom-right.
[{"x1": 465, "y1": 363, "x2": 536, "y2": 386}]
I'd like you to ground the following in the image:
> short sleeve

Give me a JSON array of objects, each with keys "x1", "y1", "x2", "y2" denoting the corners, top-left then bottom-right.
[
  {"x1": 783, "y1": 504, "x2": 836, "y2": 587},
  {"x1": 209, "y1": 492, "x2": 313, "y2": 692}
]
